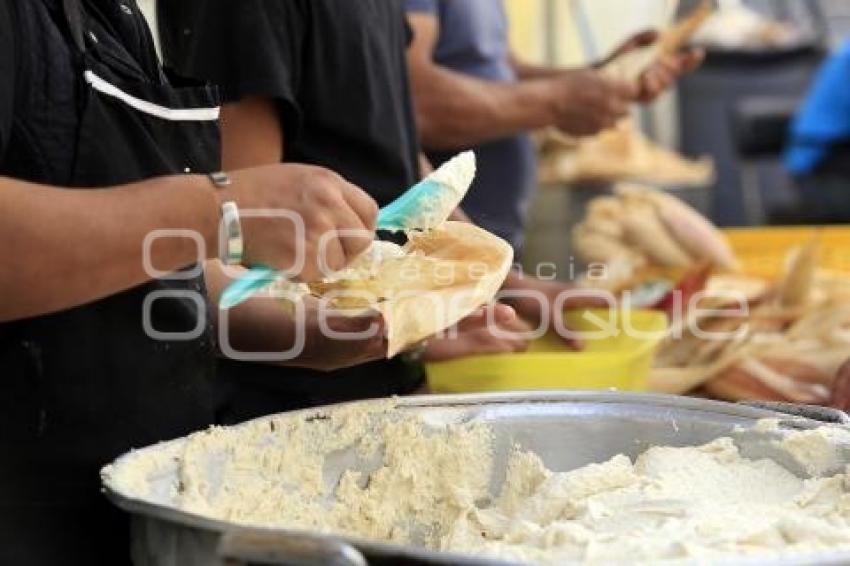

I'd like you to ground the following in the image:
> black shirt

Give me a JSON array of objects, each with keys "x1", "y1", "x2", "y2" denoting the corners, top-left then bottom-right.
[
  {"x1": 158, "y1": 0, "x2": 426, "y2": 420},
  {"x1": 0, "y1": 0, "x2": 13, "y2": 159},
  {"x1": 0, "y1": 2, "x2": 219, "y2": 563},
  {"x1": 0, "y1": 0, "x2": 165, "y2": 182},
  {"x1": 159, "y1": 0, "x2": 421, "y2": 206}
]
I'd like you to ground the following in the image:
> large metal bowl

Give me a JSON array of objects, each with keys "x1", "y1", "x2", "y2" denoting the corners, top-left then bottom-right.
[{"x1": 102, "y1": 392, "x2": 850, "y2": 566}]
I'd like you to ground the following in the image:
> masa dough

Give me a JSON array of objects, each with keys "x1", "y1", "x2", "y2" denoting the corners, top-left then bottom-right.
[{"x1": 104, "y1": 405, "x2": 850, "y2": 565}]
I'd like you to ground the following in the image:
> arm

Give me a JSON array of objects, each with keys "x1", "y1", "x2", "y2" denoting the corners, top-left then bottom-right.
[
  {"x1": 407, "y1": 13, "x2": 635, "y2": 145},
  {"x1": 407, "y1": 12, "x2": 564, "y2": 149},
  {"x1": 509, "y1": 53, "x2": 571, "y2": 81},
  {"x1": 211, "y1": 96, "x2": 390, "y2": 369},
  {"x1": 0, "y1": 174, "x2": 220, "y2": 322},
  {"x1": 220, "y1": 97, "x2": 284, "y2": 170}
]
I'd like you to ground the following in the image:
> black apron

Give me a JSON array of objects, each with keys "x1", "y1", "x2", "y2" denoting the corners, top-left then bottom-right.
[{"x1": 0, "y1": 1, "x2": 221, "y2": 564}]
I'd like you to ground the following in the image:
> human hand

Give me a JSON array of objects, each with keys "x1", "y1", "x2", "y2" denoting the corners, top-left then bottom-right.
[
  {"x1": 421, "y1": 304, "x2": 532, "y2": 363},
  {"x1": 289, "y1": 296, "x2": 387, "y2": 372},
  {"x1": 636, "y1": 46, "x2": 704, "y2": 103},
  {"x1": 292, "y1": 302, "x2": 523, "y2": 370},
  {"x1": 220, "y1": 164, "x2": 378, "y2": 281},
  {"x1": 503, "y1": 275, "x2": 613, "y2": 350},
  {"x1": 548, "y1": 69, "x2": 636, "y2": 137},
  {"x1": 602, "y1": 29, "x2": 705, "y2": 104}
]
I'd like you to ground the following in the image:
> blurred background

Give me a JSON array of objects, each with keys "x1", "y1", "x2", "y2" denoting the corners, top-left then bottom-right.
[
  {"x1": 137, "y1": 0, "x2": 850, "y2": 277},
  {"x1": 496, "y1": 0, "x2": 850, "y2": 275}
]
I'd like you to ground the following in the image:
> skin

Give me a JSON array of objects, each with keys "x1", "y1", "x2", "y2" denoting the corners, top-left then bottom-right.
[
  {"x1": 406, "y1": 14, "x2": 704, "y2": 146},
  {"x1": 211, "y1": 98, "x2": 519, "y2": 369},
  {"x1": 405, "y1": 14, "x2": 704, "y2": 355},
  {"x1": 0, "y1": 167, "x2": 376, "y2": 323}
]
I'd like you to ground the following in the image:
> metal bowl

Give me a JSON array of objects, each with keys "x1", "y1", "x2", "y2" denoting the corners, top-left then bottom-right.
[{"x1": 102, "y1": 392, "x2": 850, "y2": 566}]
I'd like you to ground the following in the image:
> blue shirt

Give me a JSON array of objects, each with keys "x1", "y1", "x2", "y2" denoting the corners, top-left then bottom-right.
[
  {"x1": 786, "y1": 40, "x2": 850, "y2": 175},
  {"x1": 407, "y1": 0, "x2": 536, "y2": 251}
]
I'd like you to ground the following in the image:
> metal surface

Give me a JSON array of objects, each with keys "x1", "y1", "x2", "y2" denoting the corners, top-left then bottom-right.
[
  {"x1": 740, "y1": 401, "x2": 850, "y2": 425},
  {"x1": 218, "y1": 530, "x2": 366, "y2": 566},
  {"x1": 104, "y1": 392, "x2": 850, "y2": 566}
]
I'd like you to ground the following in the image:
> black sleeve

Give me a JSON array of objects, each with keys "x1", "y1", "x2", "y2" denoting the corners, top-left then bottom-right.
[
  {"x1": 0, "y1": 0, "x2": 16, "y2": 161},
  {"x1": 157, "y1": 0, "x2": 304, "y2": 139}
]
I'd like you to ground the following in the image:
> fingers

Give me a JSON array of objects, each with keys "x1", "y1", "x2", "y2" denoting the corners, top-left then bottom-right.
[
  {"x1": 329, "y1": 202, "x2": 374, "y2": 267},
  {"x1": 680, "y1": 47, "x2": 705, "y2": 73},
  {"x1": 338, "y1": 178, "x2": 379, "y2": 231},
  {"x1": 609, "y1": 29, "x2": 659, "y2": 61},
  {"x1": 640, "y1": 60, "x2": 676, "y2": 102},
  {"x1": 454, "y1": 303, "x2": 519, "y2": 334},
  {"x1": 639, "y1": 49, "x2": 704, "y2": 103},
  {"x1": 317, "y1": 313, "x2": 388, "y2": 370},
  {"x1": 319, "y1": 233, "x2": 347, "y2": 276},
  {"x1": 422, "y1": 327, "x2": 528, "y2": 363},
  {"x1": 629, "y1": 29, "x2": 660, "y2": 49},
  {"x1": 492, "y1": 303, "x2": 518, "y2": 325},
  {"x1": 312, "y1": 170, "x2": 375, "y2": 271},
  {"x1": 601, "y1": 78, "x2": 636, "y2": 123}
]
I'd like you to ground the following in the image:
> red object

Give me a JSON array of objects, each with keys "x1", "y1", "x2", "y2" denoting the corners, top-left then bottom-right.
[{"x1": 652, "y1": 264, "x2": 712, "y2": 315}]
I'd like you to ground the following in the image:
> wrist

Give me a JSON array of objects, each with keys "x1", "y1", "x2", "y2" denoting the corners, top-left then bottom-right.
[
  {"x1": 207, "y1": 171, "x2": 244, "y2": 266},
  {"x1": 183, "y1": 174, "x2": 224, "y2": 261}
]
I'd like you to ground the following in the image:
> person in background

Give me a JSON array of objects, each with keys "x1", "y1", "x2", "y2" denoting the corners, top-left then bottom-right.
[
  {"x1": 404, "y1": 0, "x2": 704, "y2": 350},
  {"x1": 785, "y1": 38, "x2": 850, "y2": 223},
  {"x1": 157, "y1": 0, "x2": 526, "y2": 422},
  {"x1": 405, "y1": 0, "x2": 704, "y2": 249}
]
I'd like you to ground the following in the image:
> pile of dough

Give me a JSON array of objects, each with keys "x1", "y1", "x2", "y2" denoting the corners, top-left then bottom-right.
[
  {"x1": 104, "y1": 402, "x2": 850, "y2": 566},
  {"x1": 538, "y1": 121, "x2": 715, "y2": 188}
]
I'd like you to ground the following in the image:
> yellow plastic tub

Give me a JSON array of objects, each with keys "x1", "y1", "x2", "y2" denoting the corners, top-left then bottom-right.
[
  {"x1": 427, "y1": 309, "x2": 669, "y2": 394},
  {"x1": 724, "y1": 227, "x2": 850, "y2": 278}
]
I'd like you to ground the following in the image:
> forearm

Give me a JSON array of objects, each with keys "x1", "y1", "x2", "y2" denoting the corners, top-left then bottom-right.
[
  {"x1": 510, "y1": 54, "x2": 571, "y2": 80},
  {"x1": 0, "y1": 175, "x2": 220, "y2": 322},
  {"x1": 411, "y1": 62, "x2": 558, "y2": 150}
]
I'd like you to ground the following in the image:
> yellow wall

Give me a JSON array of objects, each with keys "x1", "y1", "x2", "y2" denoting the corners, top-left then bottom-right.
[
  {"x1": 506, "y1": 0, "x2": 681, "y2": 66},
  {"x1": 505, "y1": 0, "x2": 546, "y2": 62}
]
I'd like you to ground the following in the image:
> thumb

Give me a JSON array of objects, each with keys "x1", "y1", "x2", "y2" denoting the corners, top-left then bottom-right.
[
  {"x1": 629, "y1": 29, "x2": 660, "y2": 48},
  {"x1": 454, "y1": 304, "x2": 517, "y2": 333}
]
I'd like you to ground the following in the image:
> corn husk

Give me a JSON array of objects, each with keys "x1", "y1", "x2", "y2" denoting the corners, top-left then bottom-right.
[{"x1": 306, "y1": 222, "x2": 514, "y2": 358}]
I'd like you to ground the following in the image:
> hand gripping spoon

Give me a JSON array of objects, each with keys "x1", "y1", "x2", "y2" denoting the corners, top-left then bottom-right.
[{"x1": 219, "y1": 152, "x2": 477, "y2": 310}]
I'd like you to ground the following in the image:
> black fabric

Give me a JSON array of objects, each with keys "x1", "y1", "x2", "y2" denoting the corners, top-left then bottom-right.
[
  {"x1": 159, "y1": 0, "x2": 421, "y2": 206},
  {"x1": 159, "y1": 0, "x2": 426, "y2": 411},
  {"x1": 0, "y1": 0, "x2": 14, "y2": 159},
  {"x1": 0, "y1": 1, "x2": 221, "y2": 564},
  {"x1": 214, "y1": 358, "x2": 426, "y2": 426}
]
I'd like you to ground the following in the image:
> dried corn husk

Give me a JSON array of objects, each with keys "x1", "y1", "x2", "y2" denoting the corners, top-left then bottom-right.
[{"x1": 307, "y1": 222, "x2": 513, "y2": 357}]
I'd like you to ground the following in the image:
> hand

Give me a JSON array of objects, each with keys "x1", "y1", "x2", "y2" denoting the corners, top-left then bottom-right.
[
  {"x1": 602, "y1": 29, "x2": 705, "y2": 104},
  {"x1": 291, "y1": 296, "x2": 388, "y2": 372},
  {"x1": 637, "y1": 47, "x2": 704, "y2": 103},
  {"x1": 292, "y1": 302, "x2": 520, "y2": 371},
  {"x1": 600, "y1": 29, "x2": 660, "y2": 66},
  {"x1": 503, "y1": 275, "x2": 612, "y2": 350},
  {"x1": 220, "y1": 164, "x2": 379, "y2": 281},
  {"x1": 422, "y1": 304, "x2": 531, "y2": 363},
  {"x1": 548, "y1": 69, "x2": 637, "y2": 137}
]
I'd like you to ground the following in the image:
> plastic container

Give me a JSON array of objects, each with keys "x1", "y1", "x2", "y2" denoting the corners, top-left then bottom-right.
[
  {"x1": 723, "y1": 227, "x2": 850, "y2": 278},
  {"x1": 427, "y1": 309, "x2": 669, "y2": 394}
]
